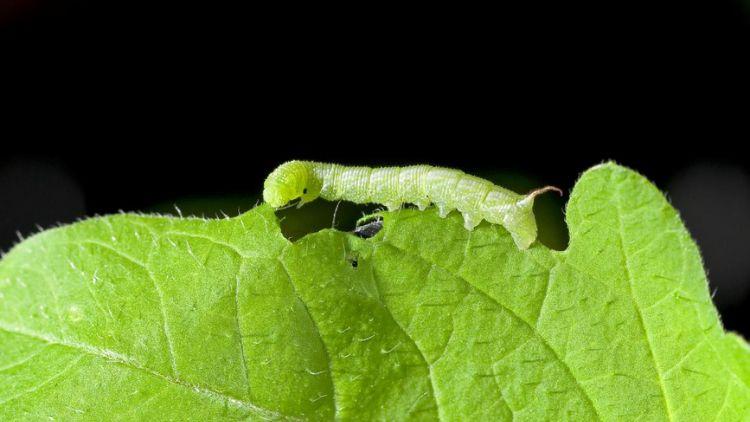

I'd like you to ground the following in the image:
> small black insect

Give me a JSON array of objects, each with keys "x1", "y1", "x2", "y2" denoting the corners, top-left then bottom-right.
[{"x1": 353, "y1": 219, "x2": 384, "y2": 239}]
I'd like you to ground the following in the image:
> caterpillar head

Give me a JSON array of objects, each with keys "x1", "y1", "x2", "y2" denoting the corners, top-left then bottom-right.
[{"x1": 263, "y1": 161, "x2": 322, "y2": 208}]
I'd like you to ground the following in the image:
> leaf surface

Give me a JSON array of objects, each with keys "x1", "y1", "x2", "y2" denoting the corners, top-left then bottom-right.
[{"x1": 0, "y1": 163, "x2": 748, "y2": 420}]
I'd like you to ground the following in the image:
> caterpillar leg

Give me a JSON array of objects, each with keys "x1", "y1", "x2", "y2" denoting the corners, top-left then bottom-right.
[
  {"x1": 436, "y1": 203, "x2": 450, "y2": 218},
  {"x1": 356, "y1": 212, "x2": 385, "y2": 227},
  {"x1": 462, "y1": 212, "x2": 482, "y2": 230}
]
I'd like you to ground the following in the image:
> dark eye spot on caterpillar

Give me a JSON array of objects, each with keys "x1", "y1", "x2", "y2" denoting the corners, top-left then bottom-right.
[{"x1": 263, "y1": 161, "x2": 562, "y2": 249}]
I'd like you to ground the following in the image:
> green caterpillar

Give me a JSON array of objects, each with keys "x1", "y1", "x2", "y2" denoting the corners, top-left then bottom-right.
[{"x1": 263, "y1": 161, "x2": 561, "y2": 249}]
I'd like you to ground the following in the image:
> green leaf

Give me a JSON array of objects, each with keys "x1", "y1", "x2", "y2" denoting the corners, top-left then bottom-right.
[{"x1": 0, "y1": 163, "x2": 748, "y2": 420}]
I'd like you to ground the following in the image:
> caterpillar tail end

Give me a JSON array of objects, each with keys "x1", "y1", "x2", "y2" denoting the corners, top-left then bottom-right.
[
  {"x1": 506, "y1": 195, "x2": 548, "y2": 249},
  {"x1": 507, "y1": 185, "x2": 562, "y2": 249},
  {"x1": 505, "y1": 209, "x2": 538, "y2": 250}
]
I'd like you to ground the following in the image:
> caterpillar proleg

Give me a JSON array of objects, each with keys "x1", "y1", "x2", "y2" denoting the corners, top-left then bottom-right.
[{"x1": 263, "y1": 161, "x2": 561, "y2": 249}]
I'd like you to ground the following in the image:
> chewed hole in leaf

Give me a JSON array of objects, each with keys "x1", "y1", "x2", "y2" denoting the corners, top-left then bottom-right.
[
  {"x1": 533, "y1": 193, "x2": 569, "y2": 251},
  {"x1": 275, "y1": 199, "x2": 382, "y2": 242},
  {"x1": 275, "y1": 196, "x2": 566, "y2": 250}
]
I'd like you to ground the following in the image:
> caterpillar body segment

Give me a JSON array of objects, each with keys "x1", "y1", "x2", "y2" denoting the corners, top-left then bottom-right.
[{"x1": 263, "y1": 161, "x2": 560, "y2": 249}]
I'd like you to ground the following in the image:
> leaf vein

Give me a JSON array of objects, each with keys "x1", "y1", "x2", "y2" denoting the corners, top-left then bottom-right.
[
  {"x1": 377, "y1": 238, "x2": 603, "y2": 421},
  {"x1": 78, "y1": 240, "x2": 179, "y2": 378},
  {"x1": 612, "y1": 179, "x2": 673, "y2": 421},
  {"x1": 0, "y1": 345, "x2": 48, "y2": 373},
  {"x1": 277, "y1": 256, "x2": 338, "y2": 418},
  {"x1": 234, "y1": 274, "x2": 252, "y2": 397},
  {"x1": 0, "y1": 321, "x2": 285, "y2": 420},
  {"x1": 0, "y1": 354, "x2": 84, "y2": 406},
  {"x1": 369, "y1": 264, "x2": 444, "y2": 421}
]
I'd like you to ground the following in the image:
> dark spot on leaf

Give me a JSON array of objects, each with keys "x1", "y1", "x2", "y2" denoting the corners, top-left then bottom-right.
[{"x1": 345, "y1": 251, "x2": 360, "y2": 268}]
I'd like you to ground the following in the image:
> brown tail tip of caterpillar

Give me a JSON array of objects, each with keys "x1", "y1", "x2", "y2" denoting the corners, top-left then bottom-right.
[
  {"x1": 528, "y1": 186, "x2": 564, "y2": 198},
  {"x1": 518, "y1": 186, "x2": 564, "y2": 209}
]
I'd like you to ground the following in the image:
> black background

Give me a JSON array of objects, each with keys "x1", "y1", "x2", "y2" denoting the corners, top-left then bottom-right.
[{"x1": 2, "y1": 1, "x2": 749, "y2": 335}]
